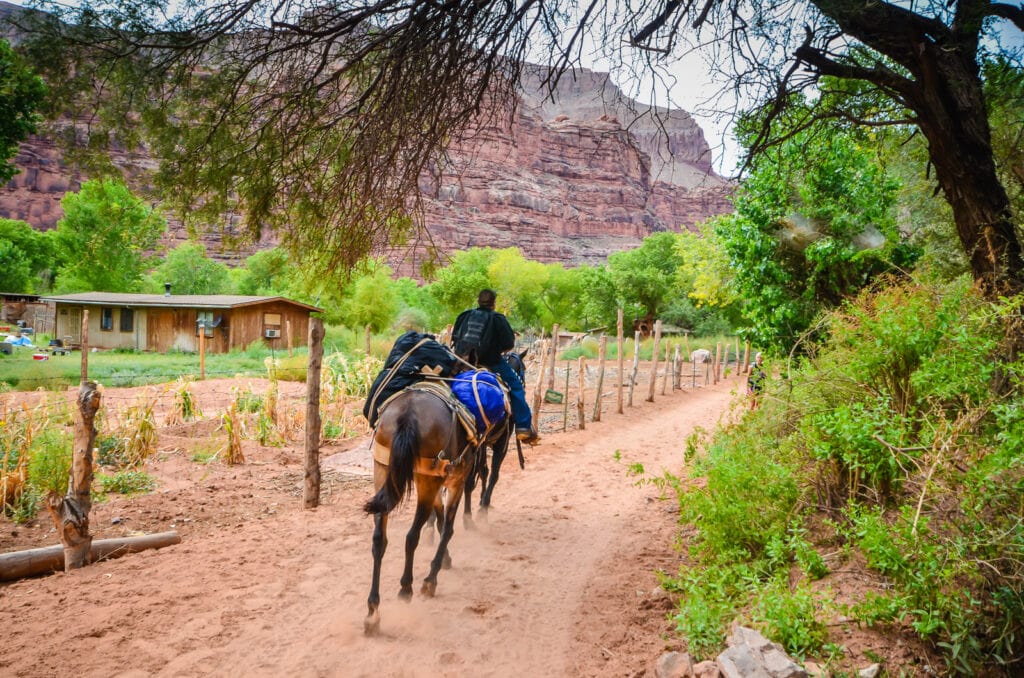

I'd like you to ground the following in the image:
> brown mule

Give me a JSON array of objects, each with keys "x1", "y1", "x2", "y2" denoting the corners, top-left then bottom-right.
[{"x1": 362, "y1": 386, "x2": 477, "y2": 636}]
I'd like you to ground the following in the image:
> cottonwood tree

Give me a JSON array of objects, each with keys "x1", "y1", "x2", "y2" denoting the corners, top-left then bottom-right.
[{"x1": 16, "y1": 0, "x2": 1024, "y2": 301}]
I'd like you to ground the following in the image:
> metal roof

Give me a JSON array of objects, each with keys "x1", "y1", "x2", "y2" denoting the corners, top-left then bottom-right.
[{"x1": 40, "y1": 292, "x2": 322, "y2": 313}]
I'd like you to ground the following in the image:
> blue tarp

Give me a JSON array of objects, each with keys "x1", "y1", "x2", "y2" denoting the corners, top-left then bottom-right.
[
  {"x1": 4, "y1": 335, "x2": 34, "y2": 347},
  {"x1": 451, "y1": 370, "x2": 508, "y2": 433}
]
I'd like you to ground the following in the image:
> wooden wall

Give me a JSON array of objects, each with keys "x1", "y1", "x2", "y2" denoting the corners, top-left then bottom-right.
[
  {"x1": 228, "y1": 301, "x2": 312, "y2": 352},
  {"x1": 53, "y1": 302, "x2": 313, "y2": 354}
]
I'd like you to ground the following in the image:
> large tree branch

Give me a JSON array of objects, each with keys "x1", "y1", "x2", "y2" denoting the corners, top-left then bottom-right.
[{"x1": 989, "y1": 2, "x2": 1024, "y2": 31}]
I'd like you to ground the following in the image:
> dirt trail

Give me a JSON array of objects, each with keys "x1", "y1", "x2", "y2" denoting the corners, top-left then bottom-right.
[{"x1": 0, "y1": 376, "x2": 741, "y2": 678}]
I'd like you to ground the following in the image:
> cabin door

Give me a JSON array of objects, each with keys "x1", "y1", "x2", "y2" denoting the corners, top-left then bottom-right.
[
  {"x1": 63, "y1": 308, "x2": 82, "y2": 346},
  {"x1": 147, "y1": 310, "x2": 174, "y2": 352}
]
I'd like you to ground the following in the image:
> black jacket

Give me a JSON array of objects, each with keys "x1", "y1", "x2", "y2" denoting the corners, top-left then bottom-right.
[{"x1": 452, "y1": 306, "x2": 515, "y2": 366}]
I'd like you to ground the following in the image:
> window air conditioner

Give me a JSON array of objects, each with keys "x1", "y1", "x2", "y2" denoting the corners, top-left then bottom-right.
[{"x1": 264, "y1": 328, "x2": 281, "y2": 338}]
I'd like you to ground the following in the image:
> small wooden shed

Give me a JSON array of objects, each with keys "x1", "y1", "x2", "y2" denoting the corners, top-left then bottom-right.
[{"x1": 42, "y1": 292, "x2": 322, "y2": 353}]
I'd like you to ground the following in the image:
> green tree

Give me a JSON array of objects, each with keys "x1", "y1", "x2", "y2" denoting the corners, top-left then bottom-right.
[
  {"x1": 0, "y1": 219, "x2": 55, "y2": 292},
  {"x1": 236, "y1": 247, "x2": 302, "y2": 297},
  {"x1": 336, "y1": 262, "x2": 399, "y2": 331},
  {"x1": 148, "y1": 242, "x2": 230, "y2": 295},
  {"x1": 0, "y1": 239, "x2": 31, "y2": 293},
  {"x1": 23, "y1": 0, "x2": 1023, "y2": 303},
  {"x1": 428, "y1": 248, "x2": 497, "y2": 318},
  {"x1": 607, "y1": 232, "x2": 686, "y2": 325},
  {"x1": 53, "y1": 178, "x2": 166, "y2": 292},
  {"x1": 718, "y1": 126, "x2": 917, "y2": 349},
  {"x1": 486, "y1": 248, "x2": 549, "y2": 329},
  {"x1": 0, "y1": 38, "x2": 45, "y2": 184}
]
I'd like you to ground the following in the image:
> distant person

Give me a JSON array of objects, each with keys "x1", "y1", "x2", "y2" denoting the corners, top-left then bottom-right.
[
  {"x1": 747, "y1": 352, "x2": 767, "y2": 410},
  {"x1": 452, "y1": 289, "x2": 539, "y2": 444}
]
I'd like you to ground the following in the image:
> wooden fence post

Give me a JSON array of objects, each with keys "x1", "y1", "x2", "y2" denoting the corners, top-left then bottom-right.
[
  {"x1": 46, "y1": 381, "x2": 101, "y2": 570},
  {"x1": 743, "y1": 341, "x2": 751, "y2": 375},
  {"x1": 627, "y1": 331, "x2": 641, "y2": 407},
  {"x1": 304, "y1": 318, "x2": 324, "y2": 509},
  {"x1": 661, "y1": 341, "x2": 670, "y2": 395},
  {"x1": 547, "y1": 323, "x2": 560, "y2": 392},
  {"x1": 673, "y1": 344, "x2": 682, "y2": 390},
  {"x1": 734, "y1": 337, "x2": 740, "y2": 376},
  {"x1": 713, "y1": 343, "x2": 721, "y2": 385},
  {"x1": 532, "y1": 336, "x2": 548, "y2": 416},
  {"x1": 593, "y1": 334, "x2": 607, "y2": 422},
  {"x1": 616, "y1": 309, "x2": 624, "y2": 415},
  {"x1": 684, "y1": 332, "x2": 691, "y2": 362},
  {"x1": 646, "y1": 320, "x2": 662, "y2": 402},
  {"x1": 287, "y1": 320, "x2": 293, "y2": 357},
  {"x1": 80, "y1": 309, "x2": 89, "y2": 385},
  {"x1": 199, "y1": 329, "x2": 206, "y2": 380},
  {"x1": 576, "y1": 356, "x2": 586, "y2": 430},
  {"x1": 364, "y1": 324, "x2": 371, "y2": 356},
  {"x1": 562, "y1": 359, "x2": 570, "y2": 431}
]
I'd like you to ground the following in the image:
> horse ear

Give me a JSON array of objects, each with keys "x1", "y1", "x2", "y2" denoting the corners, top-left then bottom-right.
[{"x1": 519, "y1": 348, "x2": 528, "y2": 359}]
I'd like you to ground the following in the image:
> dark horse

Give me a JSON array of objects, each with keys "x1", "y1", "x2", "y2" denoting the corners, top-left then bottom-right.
[
  {"x1": 362, "y1": 386, "x2": 477, "y2": 636},
  {"x1": 461, "y1": 348, "x2": 528, "y2": 526}
]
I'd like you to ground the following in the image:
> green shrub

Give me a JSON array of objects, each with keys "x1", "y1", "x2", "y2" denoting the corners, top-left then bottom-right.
[
  {"x1": 27, "y1": 428, "x2": 72, "y2": 495},
  {"x1": 96, "y1": 470, "x2": 156, "y2": 495}
]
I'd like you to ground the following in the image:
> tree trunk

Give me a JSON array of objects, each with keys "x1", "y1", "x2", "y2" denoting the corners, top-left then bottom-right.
[{"x1": 46, "y1": 381, "x2": 101, "y2": 571}]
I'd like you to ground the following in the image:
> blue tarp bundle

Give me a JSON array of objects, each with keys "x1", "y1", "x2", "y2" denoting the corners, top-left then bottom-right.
[{"x1": 451, "y1": 370, "x2": 508, "y2": 433}]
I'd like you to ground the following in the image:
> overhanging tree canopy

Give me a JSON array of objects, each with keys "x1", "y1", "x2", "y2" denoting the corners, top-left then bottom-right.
[{"x1": 17, "y1": 0, "x2": 1024, "y2": 297}]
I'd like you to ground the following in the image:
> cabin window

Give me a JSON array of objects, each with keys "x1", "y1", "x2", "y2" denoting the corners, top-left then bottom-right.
[
  {"x1": 196, "y1": 311, "x2": 214, "y2": 338},
  {"x1": 120, "y1": 308, "x2": 134, "y2": 333},
  {"x1": 100, "y1": 307, "x2": 114, "y2": 331},
  {"x1": 263, "y1": 313, "x2": 281, "y2": 326}
]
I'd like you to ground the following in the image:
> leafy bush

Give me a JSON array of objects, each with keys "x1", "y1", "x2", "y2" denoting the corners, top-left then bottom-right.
[
  {"x1": 96, "y1": 470, "x2": 155, "y2": 495},
  {"x1": 27, "y1": 428, "x2": 72, "y2": 495},
  {"x1": 665, "y1": 278, "x2": 1024, "y2": 672}
]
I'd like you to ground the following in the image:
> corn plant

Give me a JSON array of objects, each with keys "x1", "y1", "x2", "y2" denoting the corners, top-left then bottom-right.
[
  {"x1": 220, "y1": 400, "x2": 245, "y2": 465},
  {"x1": 165, "y1": 376, "x2": 202, "y2": 425}
]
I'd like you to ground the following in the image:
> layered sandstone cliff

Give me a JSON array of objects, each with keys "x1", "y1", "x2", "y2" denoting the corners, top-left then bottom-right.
[{"x1": 0, "y1": 65, "x2": 733, "y2": 273}]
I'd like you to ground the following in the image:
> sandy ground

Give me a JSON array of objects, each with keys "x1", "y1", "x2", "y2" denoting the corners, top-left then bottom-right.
[{"x1": 0, "y1": 373, "x2": 740, "y2": 678}]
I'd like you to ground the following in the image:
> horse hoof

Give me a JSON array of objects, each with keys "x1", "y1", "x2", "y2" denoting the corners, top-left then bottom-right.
[
  {"x1": 364, "y1": 612, "x2": 380, "y2": 636},
  {"x1": 442, "y1": 554, "x2": 453, "y2": 570},
  {"x1": 463, "y1": 515, "x2": 475, "y2": 531},
  {"x1": 421, "y1": 580, "x2": 437, "y2": 597},
  {"x1": 398, "y1": 586, "x2": 413, "y2": 601}
]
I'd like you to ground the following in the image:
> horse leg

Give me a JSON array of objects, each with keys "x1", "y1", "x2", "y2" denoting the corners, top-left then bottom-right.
[
  {"x1": 365, "y1": 462, "x2": 390, "y2": 636},
  {"x1": 422, "y1": 478, "x2": 467, "y2": 597},
  {"x1": 433, "y1": 493, "x2": 453, "y2": 569},
  {"x1": 400, "y1": 475, "x2": 440, "y2": 599},
  {"x1": 480, "y1": 437, "x2": 508, "y2": 509},
  {"x1": 462, "y1": 455, "x2": 478, "y2": 530}
]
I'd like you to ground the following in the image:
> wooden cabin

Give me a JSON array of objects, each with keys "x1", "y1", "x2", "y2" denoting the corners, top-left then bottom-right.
[{"x1": 41, "y1": 292, "x2": 322, "y2": 353}]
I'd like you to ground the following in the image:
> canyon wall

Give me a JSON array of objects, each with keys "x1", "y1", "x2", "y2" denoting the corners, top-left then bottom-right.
[{"x1": 0, "y1": 67, "x2": 733, "y2": 274}]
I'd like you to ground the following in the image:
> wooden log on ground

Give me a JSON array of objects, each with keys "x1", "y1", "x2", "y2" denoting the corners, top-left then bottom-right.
[
  {"x1": 46, "y1": 381, "x2": 101, "y2": 571},
  {"x1": 0, "y1": 531, "x2": 181, "y2": 582},
  {"x1": 304, "y1": 318, "x2": 324, "y2": 509}
]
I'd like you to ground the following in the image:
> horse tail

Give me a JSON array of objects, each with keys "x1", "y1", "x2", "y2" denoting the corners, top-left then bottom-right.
[{"x1": 363, "y1": 408, "x2": 418, "y2": 515}]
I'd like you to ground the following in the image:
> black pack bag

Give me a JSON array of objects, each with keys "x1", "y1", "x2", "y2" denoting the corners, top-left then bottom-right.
[
  {"x1": 453, "y1": 308, "x2": 492, "y2": 363},
  {"x1": 363, "y1": 331, "x2": 457, "y2": 426}
]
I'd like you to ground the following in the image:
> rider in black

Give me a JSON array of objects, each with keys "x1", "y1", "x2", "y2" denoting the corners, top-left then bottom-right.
[{"x1": 452, "y1": 289, "x2": 539, "y2": 444}]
